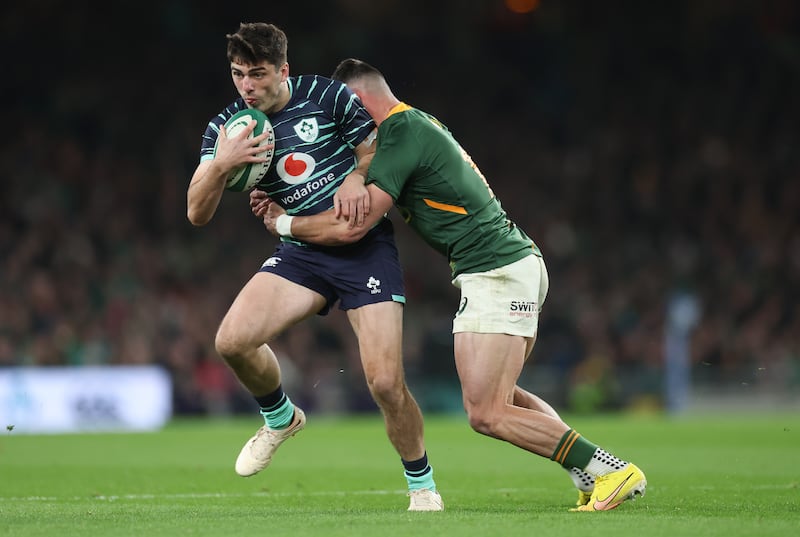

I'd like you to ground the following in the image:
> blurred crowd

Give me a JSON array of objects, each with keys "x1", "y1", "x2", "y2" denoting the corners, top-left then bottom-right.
[{"x1": 2, "y1": 1, "x2": 798, "y2": 415}]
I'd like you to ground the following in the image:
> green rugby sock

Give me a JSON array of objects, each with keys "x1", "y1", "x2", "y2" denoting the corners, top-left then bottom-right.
[
  {"x1": 402, "y1": 452, "x2": 436, "y2": 491},
  {"x1": 551, "y1": 429, "x2": 628, "y2": 477},
  {"x1": 259, "y1": 394, "x2": 295, "y2": 430},
  {"x1": 551, "y1": 429, "x2": 598, "y2": 469}
]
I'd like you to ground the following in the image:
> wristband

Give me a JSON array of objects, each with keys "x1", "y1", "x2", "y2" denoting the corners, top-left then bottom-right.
[{"x1": 275, "y1": 214, "x2": 294, "y2": 237}]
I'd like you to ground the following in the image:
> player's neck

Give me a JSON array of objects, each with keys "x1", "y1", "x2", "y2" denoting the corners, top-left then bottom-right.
[
  {"x1": 277, "y1": 80, "x2": 292, "y2": 111},
  {"x1": 373, "y1": 97, "x2": 402, "y2": 127},
  {"x1": 266, "y1": 80, "x2": 292, "y2": 115}
]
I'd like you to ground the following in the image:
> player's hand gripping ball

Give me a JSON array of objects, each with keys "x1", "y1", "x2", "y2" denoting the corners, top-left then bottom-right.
[{"x1": 214, "y1": 109, "x2": 275, "y2": 192}]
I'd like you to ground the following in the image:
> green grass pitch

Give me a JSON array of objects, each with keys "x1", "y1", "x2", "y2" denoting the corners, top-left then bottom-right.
[{"x1": 1, "y1": 412, "x2": 798, "y2": 536}]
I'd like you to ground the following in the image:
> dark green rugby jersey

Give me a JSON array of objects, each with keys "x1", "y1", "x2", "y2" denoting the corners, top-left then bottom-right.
[{"x1": 367, "y1": 103, "x2": 541, "y2": 278}]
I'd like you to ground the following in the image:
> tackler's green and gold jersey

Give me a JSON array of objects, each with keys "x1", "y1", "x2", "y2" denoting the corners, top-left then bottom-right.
[{"x1": 367, "y1": 103, "x2": 541, "y2": 278}]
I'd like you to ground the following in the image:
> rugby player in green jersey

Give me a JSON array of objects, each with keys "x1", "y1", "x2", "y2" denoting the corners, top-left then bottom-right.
[{"x1": 251, "y1": 58, "x2": 647, "y2": 512}]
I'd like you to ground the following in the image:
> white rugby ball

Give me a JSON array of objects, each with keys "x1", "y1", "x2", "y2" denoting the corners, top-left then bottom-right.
[{"x1": 214, "y1": 108, "x2": 275, "y2": 192}]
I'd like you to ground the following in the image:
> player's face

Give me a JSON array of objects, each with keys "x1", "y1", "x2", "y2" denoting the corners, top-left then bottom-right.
[{"x1": 230, "y1": 60, "x2": 289, "y2": 114}]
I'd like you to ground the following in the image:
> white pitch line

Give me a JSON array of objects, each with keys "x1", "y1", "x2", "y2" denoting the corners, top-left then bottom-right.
[
  {"x1": 3, "y1": 489, "x2": 410, "y2": 502},
  {"x1": 3, "y1": 488, "x2": 544, "y2": 502},
  {"x1": 2, "y1": 484, "x2": 794, "y2": 502}
]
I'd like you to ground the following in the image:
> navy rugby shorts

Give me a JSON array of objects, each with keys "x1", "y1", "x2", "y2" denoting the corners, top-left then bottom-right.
[{"x1": 258, "y1": 218, "x2": 406, "y2": 315}]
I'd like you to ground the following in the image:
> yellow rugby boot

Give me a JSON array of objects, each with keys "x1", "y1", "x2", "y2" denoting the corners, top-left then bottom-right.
[
  {"x1": 576, "y1": 489, "x2": 593, "y2": 507},
  {"x1": 571, "y1": 463, "x2": 646, "y2": 512}
]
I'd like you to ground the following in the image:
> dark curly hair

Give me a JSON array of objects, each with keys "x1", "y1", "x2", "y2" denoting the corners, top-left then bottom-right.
[{"x1": 226, "y1": 22, "x2": 287, "y2": 67}]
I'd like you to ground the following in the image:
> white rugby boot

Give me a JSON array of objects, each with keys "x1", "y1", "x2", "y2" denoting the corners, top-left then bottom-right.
[
  {"x1": 235, "y1": 407, "x2": 306, "y2": 477},
  {"x1": 407, "y1": 488, "x2": 444, "y2": 511}
]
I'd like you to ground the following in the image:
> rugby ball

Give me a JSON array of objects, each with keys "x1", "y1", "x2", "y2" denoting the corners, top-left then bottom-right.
[{"x1": 214, "y1": 109, "x2": 275, "y2": 192}]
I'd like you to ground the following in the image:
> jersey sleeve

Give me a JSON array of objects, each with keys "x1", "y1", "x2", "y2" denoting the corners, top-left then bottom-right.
[
  {"x1": 366, "y1": 118, "x2": 420, "y2": 200},
  {"x1": 199, "y1": 100, "x2": 247, "y2": 162},
  {"x1": 320, "y1": 77, "x2": 375, "y2": 149}
]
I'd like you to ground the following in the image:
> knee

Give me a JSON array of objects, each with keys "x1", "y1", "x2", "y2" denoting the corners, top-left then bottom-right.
[
  {"x1": 214, "y1": 326, "x2": 248, "y2": 364},
  {"x1": 366, "y1": 371, "x2": 406, "y2": 409},
  {"x1": 464, "y1": 404, "x2": 497, "y2": 437}
]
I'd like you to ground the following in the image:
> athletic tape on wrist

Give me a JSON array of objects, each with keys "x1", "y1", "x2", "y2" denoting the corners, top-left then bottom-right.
[{"x1": 275, "y1": 214, "x2": 294, "y2": 237}]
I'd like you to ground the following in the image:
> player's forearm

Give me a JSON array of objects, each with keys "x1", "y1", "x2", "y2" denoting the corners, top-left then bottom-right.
[
  {"x1": 287, "y1": 210, "x2": 369, "y2": 245},
  {"x1": 353, "y1": 152, "x2": 372, "y2": 182},
  {"x1": 187, "y1": 162, "x2": 229, "y2": 225},
  {"x1": 352, "y1": 135, "x2": 375, "y2": 180}
]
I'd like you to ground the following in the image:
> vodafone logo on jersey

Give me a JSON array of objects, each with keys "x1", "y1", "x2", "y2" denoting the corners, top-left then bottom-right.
[{"x1": 276, "y1": 153, "x2": 316, "y2": 184}]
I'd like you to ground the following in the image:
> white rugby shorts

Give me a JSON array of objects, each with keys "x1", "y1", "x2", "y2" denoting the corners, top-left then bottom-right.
[{"x1": 451, "y1": 255, "x2": 549, "y2": 337}]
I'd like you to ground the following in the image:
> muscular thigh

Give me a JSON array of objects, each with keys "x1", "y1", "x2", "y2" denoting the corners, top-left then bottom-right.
[
  {"x1": 347, "y1": 301, "x2": 404, "y2": 378},
  {"x1": 454, "y1": 331, "x2": 528, "y2": 406},
  {"x1": 219, "y1": 271, "x2": 326, "y2": 347}
]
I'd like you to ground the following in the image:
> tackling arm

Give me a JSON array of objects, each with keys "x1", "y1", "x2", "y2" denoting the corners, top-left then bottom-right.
[
  {"x1": 333, "y1": 133, "x2": 377, "y2": 227},
  {"x1": 264, "y1": 183, "x2": 394, "y2": 246}
]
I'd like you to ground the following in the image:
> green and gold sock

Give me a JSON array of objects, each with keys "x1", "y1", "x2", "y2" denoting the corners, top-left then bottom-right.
[{"x1": 551, "y1": 429, "x2": 628, "y2": 477}]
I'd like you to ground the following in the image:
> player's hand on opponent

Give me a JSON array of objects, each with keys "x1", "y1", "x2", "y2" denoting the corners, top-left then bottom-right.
[
  {"x1": 261, "y1": 199, "x2": 286, "y2": 237},
  {"x1": 215, "y1": 120, "x2": 273, "y2": 175},
  {"x1": 249, "y1": 189, "x2": 284, "y2": 236},
  {"x1": 334, "y1": 170, "x2": 370, "y2": 228},
  {"x1": 249, "y1": 188, "x2": 272, "y2": 217}
]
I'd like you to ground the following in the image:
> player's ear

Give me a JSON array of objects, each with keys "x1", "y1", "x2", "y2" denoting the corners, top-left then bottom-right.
[{"x1": 279, "y1": 62, "x2": 289, "y2": 81}]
